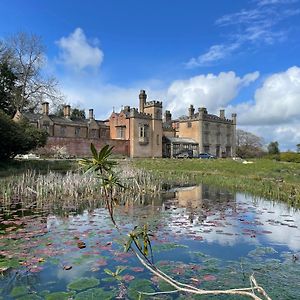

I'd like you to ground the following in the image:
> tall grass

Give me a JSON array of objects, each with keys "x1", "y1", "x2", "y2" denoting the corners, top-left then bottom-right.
[
  {"x1": 134, "y1": 158, "x2": 300, "y2": 207},
  {"x1": 0, "y1": 162, "x2": 172, "y2": 210}
]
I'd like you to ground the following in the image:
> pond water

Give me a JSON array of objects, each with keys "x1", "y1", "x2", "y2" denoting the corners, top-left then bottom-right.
[{"x1": 0, "y1": 184, "x2": 300, "y2": 299}]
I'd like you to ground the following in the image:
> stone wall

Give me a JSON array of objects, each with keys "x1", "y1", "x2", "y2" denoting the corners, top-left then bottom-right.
[{"x1": 41, "y1": 137, "x2": 129, "y2": 157}]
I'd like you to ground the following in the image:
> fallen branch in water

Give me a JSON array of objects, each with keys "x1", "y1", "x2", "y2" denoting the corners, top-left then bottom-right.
[{"x1": 81, "y1": 143, "x2": 272, "y2": 300}]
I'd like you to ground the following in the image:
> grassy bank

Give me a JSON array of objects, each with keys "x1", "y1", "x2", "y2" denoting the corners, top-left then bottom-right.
[
  {"x1": 133, "y1": 158, "x2": 300, "y2": 207},
  {"x1": 0, "y1": 159, "x2": 78, "y2": 177}
]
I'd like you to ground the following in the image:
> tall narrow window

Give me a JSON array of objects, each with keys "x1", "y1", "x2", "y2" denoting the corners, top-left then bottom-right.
[
  {"x1": 117, "y1": 127, "x2": 125, "y2": 139},
  {"x1": 60, "y1": 126, "x2": 66, "y2": 137},
  {"x1": 75, "y1": 127, "x2": 81, "y2": 137},
  {"x1": 139, "y1": 124, "x2": 149, "y2": 144},
  {"x1": 42, "y1": 121, "x2": 50, "y2": 133},
  {"x1": 90, "y1": 129, "x2": 98, "y2": 138}
]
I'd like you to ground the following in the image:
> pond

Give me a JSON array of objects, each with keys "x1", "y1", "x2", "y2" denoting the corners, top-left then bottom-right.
[{"x1": 0, "y1": 184, "x2": 300, "y2": 299}]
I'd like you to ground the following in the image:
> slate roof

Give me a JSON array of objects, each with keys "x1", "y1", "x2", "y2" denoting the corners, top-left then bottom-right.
[
  {"x1": 23, "y1": 112, "x2": 43, "y2": 122},
  {"x1": 23, "y1": 112, "x2": 106, "y2": 126}
]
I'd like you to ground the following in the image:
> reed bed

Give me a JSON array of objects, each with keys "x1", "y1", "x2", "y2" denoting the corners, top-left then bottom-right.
[
  {"x1": 134, "y1": 158, "x2": 300, "y2": 208},
  {"x1": 0, "y1": 162, "x2": 174, "y2": 211}
]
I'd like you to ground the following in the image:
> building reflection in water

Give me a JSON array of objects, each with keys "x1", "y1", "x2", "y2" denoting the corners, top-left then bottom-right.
[{"x1": 162, "y1": 184, "x2": 236, "y2": 223}]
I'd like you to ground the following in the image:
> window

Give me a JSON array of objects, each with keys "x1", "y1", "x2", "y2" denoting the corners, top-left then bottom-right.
[
  {"x1": 227, "y1": 134, "x2": 231, "y2": 145},
  {"x1": 204, "y1": 133, "x2": 209, "y2": 144},
  {"x1": 156, "y1": 109, "x2": 161, "y2": 119},
  {"x1": 187, "y1": 122, "x2": 192, "y2": 128},
  {"x1": 90, "y1": 129, "x2": 98, "y2": 139},
  {"x1": 139, "y1": 124, "x2": 149, "y2": 144},
  {"x1": 139, "y1": 126, "x2": 145, "y2": 138},
  {"x1": 75, "y1": 127, "x2": 81, "y2": 137},
  {"x1": 60, "y1": 126, "x2": 66, "y2": 137},
  {"x1": 117, "y1": 126, "x2": 125, "y2": 139},
  {"x1": 42, "y1": 121, "x2": 50, "y2": 133},
  {"x1": 156, "y1": 134, "x2": 159, "y2": 145},
  {"x1": 204, "y1": 145, "x2": 210, "y2": 153}
]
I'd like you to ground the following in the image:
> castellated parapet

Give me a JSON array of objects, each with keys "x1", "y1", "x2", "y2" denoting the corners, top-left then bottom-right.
[
  {"x1": 129, "y1": 108, "x2": 152, "y2": 119},
  {"x1": 144, "y1": 100, "x2": 163, "y2": 108}
]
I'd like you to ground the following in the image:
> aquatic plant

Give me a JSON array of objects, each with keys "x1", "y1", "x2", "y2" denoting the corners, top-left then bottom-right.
[{"x1": 84, "y1": 143, "x2": 272, "y2": 300}]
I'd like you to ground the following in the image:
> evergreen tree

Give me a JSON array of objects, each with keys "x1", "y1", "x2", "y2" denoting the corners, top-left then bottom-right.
[
  {"x1": 267, "y1": 141, "x2": 280, "y2": 154},
  {"x1": 0, "y1": 110, "x2": 48, "y2": 160},
  {"x1": 0, "y1": 62, "x2": 17, "y2": 117}
]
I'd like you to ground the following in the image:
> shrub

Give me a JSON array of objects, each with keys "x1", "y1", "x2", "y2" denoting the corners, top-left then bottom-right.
[
  {"x1": 280, "y1": 152, "x2": 300, "y2": 163},
  {"x1": 0, "y1": 110, "x2": 48, "y2": 160},
  {"x1": 264, "y1": 152, "x2": 300, "y2": 163}
]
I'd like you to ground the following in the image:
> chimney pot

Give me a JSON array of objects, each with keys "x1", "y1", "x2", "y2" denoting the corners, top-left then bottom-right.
[
  {"x1": 164, "y1": 110, "x2": 172, "y2": 122},
  {"x1": 42, "y1": 102, "x2": 49, "y2": 116},
  {"x1": 188, "y1": 104, "x2": 195, "y2": 117},
  {"x1": 139, "y1": 90, "x2": 147, "y2": 113},
  {"x1": 89, "y1": 109, "x2": 94, "y2": 120},
  {"x1": 220, "y1": 109, "x2": 225, "y2": 119},
  {"x1": 64, "y1": 105, "x2": 71, "y2": 119}
]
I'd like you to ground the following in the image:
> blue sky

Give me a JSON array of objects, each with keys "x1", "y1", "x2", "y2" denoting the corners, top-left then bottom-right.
[{"x1": 1, "y1": 0, "x2": 300, "y2": 150}]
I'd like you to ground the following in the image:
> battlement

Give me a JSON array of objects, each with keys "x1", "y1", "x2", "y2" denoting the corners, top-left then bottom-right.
[
  {"x1": 129, "y1": 108, "x2": 152, "y2": 119},
  {"x1": 203, "y1": 114, "x2": 233, "y2": 123},
  {"x1": 144, "y1": 100, "x2": 163, "y2": 108}
]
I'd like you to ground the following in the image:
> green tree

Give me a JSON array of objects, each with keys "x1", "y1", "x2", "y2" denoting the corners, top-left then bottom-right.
[
  {"x1": 71, "y1": 108, "x2": 85, "y2": 120},
  {"x1": 0, "y1": 62, "x2": 17, "y2": 117},
  {"x1": 267, "y1": 141, "x2": 280, "y2": 154},
  {"x1": 54, "y1": 105, "x2": 86, "y2": 120},
  {"x1": 0, "y1": 110, "x2": 48, "y2": 160}
]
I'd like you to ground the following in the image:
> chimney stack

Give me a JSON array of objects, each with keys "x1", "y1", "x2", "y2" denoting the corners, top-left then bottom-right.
[
  {"x1": 198, "y1": 107, "x2": 207, "y2": 118},
  {"x1": 188, "y1": 104, "x2": 195, "y2": 118},
  {"x1": 139, "y1": 90, "x2": 147, "y2": 113},
  {"x1": 124, "y1": 105, "x2": 130, "y2": 113},
  {"x1": 64, "y1": 105, "x2": 71, "y2": 119},
  {"x1": 164, "y1": 110, "x2": 172, "y2": 122},
  {"x1": 231, "y1": 113, "x2": 237, "y2": 125},
  {"x1": 220, "y1": 109, "x2": 225, "y2": 119},
  {"x1": 42, "y1": 102, "x2": 49, "y2": 116},
  {"x1": 89, "y1": 109, "x2": 94, "y2": 120}
]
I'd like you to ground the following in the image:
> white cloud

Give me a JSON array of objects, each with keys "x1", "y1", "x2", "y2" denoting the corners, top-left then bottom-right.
[
  {"x1": 56, "y1": 28, "x2": 103, "y2": 70},
  {"x1": 256, "y1": 0, "x2": 298, "y2": 6},
  {"x1": 165, "y1": 71, "x2": 259, "y2": 117},
  {"x1": 187, "y1": 1, "x2": 300, "y2": 67},
  {"x1": 186, "y1": 43, "x2": 240, "y2": 68},
  {"x1": 61, "y1": 79, "x2": 167, "y2": 120},
  {"x1": 234, "y1": 66, "x2": 300, "y2": 126},
  {"x1": 57, "y1": 65, "x2": 300, "y2": 150},
  {"x1": 224, "y1": 66, "x2": 300, "y2": 150}
]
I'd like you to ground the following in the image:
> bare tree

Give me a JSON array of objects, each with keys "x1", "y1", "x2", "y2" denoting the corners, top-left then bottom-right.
[
  {"x1": 236, "y1": 129, "x2": 264, "y2": 158},
  {"x1": 3, "y1": 32, "x2": 63, "y2": 112}
]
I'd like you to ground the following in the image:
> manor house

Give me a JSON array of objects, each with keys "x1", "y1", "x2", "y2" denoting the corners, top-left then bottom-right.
[{"x1": 20, "y1": 90, "x2": 236, "y2": 158}]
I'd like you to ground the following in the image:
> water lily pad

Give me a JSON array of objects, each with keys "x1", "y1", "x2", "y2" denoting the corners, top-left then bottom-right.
[
  {"x1": 75, "y1": 288, "x2": 114, "y2": 300},
  {"x1": 248, "y1": 247, "x2": 277, "y2": 258},
  {"x1": 67, "y1": 277, "x2": 100, "y2": 291},
  {"x1": 153, "y1": 243, "x2": 188, "y2": 252},
  {"x1": 158, "y1": 280, "x2": 174, "y2": 292},
  {"x1": 17, "y1": 294, "x2": 42, "y2": 300},
  {"x1": 10, "y1": 286, "x2": 28, "y2": 298},
  {"x1": 128, "y1": 279, "x2": 155, "y2": 299},
  {"x1": 45, "y1": 291, "x2": 75, "y2": 300}
]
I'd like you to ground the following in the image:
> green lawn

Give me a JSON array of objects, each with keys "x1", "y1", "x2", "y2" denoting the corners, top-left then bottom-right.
[{"x1": 134, "y1": 158, "x2": 300, "y2": 207}]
